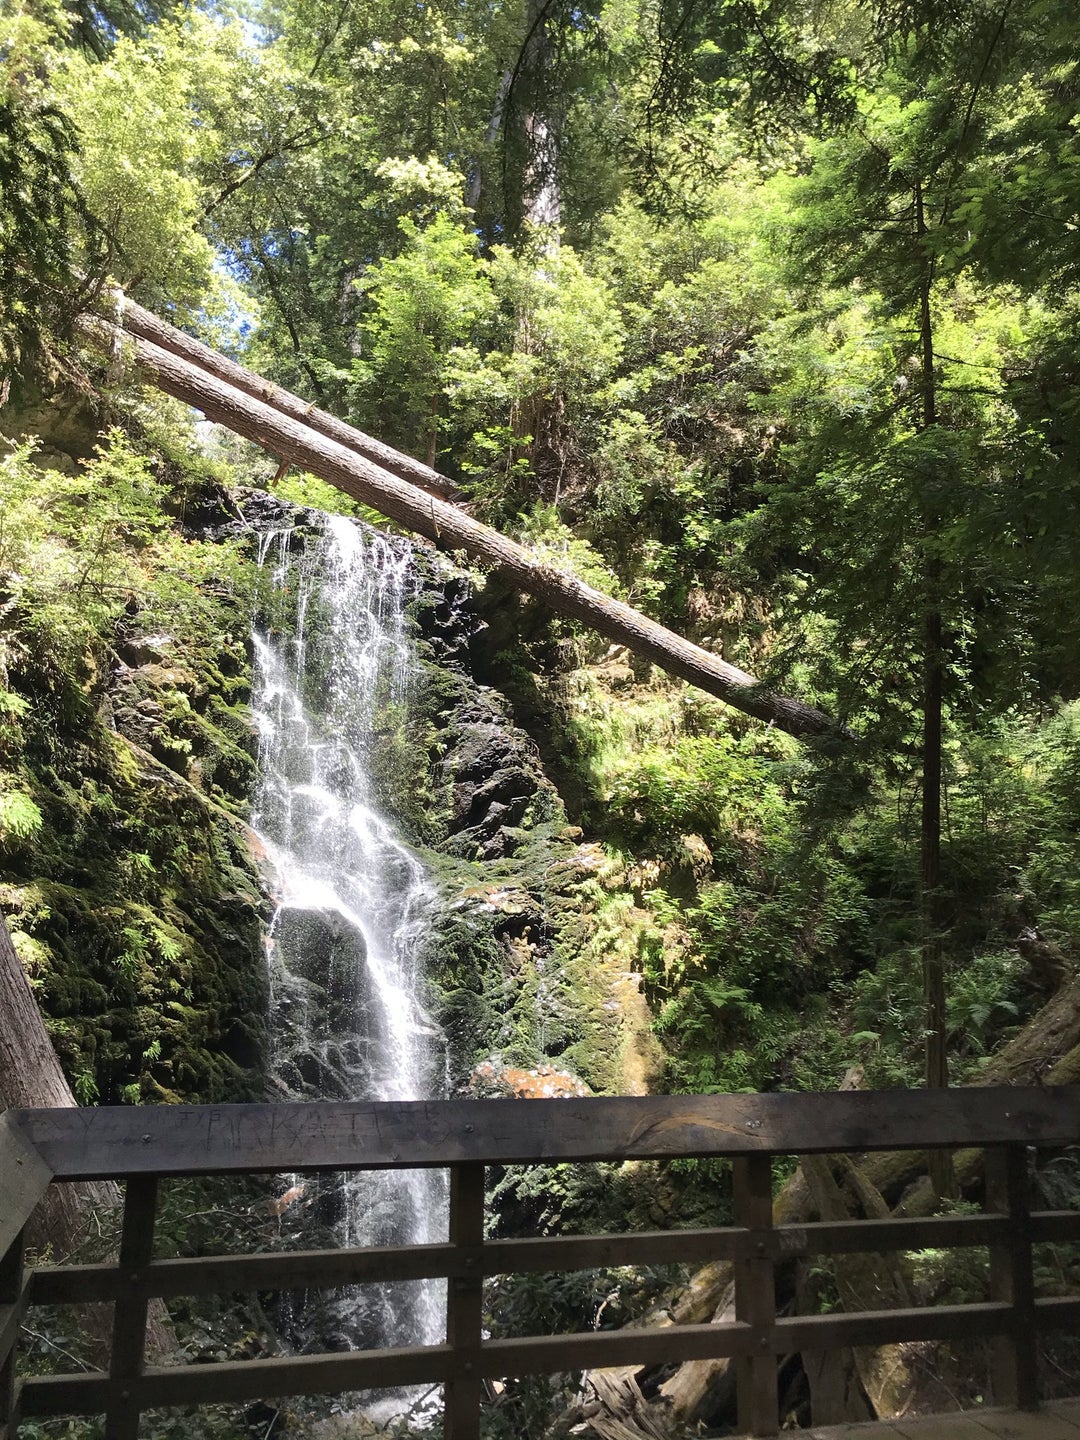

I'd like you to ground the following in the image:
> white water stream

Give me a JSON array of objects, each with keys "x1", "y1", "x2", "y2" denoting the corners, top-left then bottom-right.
[{"x1": 250, "y1": 513, "x2": 448, "y2": 1368}]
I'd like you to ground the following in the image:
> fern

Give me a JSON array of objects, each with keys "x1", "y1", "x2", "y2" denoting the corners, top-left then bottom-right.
[{"x1": 0, "y1": 789, "x2": 43, "y2": 841}]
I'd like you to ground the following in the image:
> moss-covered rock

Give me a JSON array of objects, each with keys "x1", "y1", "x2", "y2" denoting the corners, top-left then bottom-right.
[{"x1": 0, "y1": 421, "x2": 271, "y2": 1106}]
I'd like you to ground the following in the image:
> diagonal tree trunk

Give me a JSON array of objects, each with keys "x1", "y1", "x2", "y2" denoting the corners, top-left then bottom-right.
[
  {"x1": 107, "y1": 291, "x2": 458, "y2": 499},
  {"x1": 81, "y1": 310, "x2": 840, "y2": 741}
]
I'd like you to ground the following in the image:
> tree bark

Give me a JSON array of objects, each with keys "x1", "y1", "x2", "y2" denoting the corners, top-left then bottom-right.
[
  {"x1": 915, "y1": 176, "x2": 953, "y2": 1201},
  {"x1": 0, "y1": 909, "x2": 114, "y2": 1256},
  {"x1": 108, "y1": 291, "x2": 457, "y2": 499},
  {"x1": 0, "y1": 911, "x2": 176, "y2": 1358},
  {"x1": 82, "y1": 313, "x2": 840, "y2": 741}
]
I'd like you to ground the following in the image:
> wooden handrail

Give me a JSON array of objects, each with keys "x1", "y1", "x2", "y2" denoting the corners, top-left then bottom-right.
[
  {"x1": 2, "y1": 1090, "x2": 1079, "y2": 1440},
  {"x1": 0, "y1": 1116, "x2": 52, "y2": 1256},
  {"x1": 12, "y1": 1086, "x2": 1080, "y2": 1177}
]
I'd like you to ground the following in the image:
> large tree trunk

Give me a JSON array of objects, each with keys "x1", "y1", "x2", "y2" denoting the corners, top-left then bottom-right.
[
  {"x1": 0, "y1": 910, "x2": 114, "y2": 1257},
  {"x1": 518, "y1": 0, "x2": 561, "y2": 234},
  {"x1": 81, "y1": 312, "x2": 838, "y2": 741},
  {"x1": 0, "y1": 911, "x2": 174, "y2": 1358},
  {"x1": 914, "y1": 180, "x2": 953, "y2": 1209}
]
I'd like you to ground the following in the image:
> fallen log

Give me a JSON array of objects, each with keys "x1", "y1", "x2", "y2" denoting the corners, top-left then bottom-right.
[
  {"x1": 80, "y1": 313, "x2": 838, "y2": 741},
  {"x1": 105, "y1": 291, "x2": 458, "y2": 500},
  {"x1": 800, "y1": 1154, "x2": 914, "y2": 1420}
]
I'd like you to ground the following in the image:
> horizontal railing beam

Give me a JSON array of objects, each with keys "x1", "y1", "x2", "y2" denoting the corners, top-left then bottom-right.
[
  {"x1": 20, "y1": 1347, "x2": 457, "y2": 1415},
  {"x1": 767, "y1": 1212, "x2": 1017, "y2": 1259},
  {"x1": 1030, "y1": 1210, "x2": 1080, "y2": 1244},
  {"x1": 19, "y1": 1296, "x2": 1038, "y2": 1420},
  {"x1": 774, "y1": 1300, "x2": 1012, "y2": 1351},
  {"x1": 29, "y1": 1229, "x2": 746, "y2": 1304},
  {"x1": 29, "y1": 1243, "x2": 461, "y2": 1304},
  {"x1": 32, "y1": 1207, "x2": 1067, "y2": 1307},
  {"x1": 1034, "y1": 1295, "x2": 1080, "y2": 1330},
  {"x1": 11, "y1": 1087, "x2": 1080, "y2": 1178}
]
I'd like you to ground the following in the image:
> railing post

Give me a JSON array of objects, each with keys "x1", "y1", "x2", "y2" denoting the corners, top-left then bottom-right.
[
  {"x1": 445, "y1": 1164, "x2": 485, "y2": 1440},
  {"x1": 733, "y1": 1153, "x2": 777, "y2": 1437},
  {"x1": 986, "y1": 1143, "x2": 1038, "y2": 1410},
  {"x1": 0, "y1": 1226, "x2": 26, "y2": 1440},
  {"x1": 105, "y1": 1176, "x2": 158, "y2": 1440}
]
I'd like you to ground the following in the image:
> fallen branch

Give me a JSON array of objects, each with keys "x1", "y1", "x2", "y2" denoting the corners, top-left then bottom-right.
[{"x1": 565, "y1": 1019, "x2": 1080, "y2": 1435}]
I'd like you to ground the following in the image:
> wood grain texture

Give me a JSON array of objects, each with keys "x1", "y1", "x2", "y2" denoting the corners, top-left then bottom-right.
[
  {"x1": 11, "y1": 1088, "x2": 1080, "y2": 1178},
  {"x1": 987, "y1": 1145, "x2": 1038, "y2": 1410},
  {"x1": 734, "y1": 1154, "x2": 778, "y2": 1436},
  {"x1": 105, "y1": 1177, "x2": 158, "y2": 1440},
  {"x1": 0, "y1": 1115, "x2": 52, "y2": 1256},
  {"x1": 445, "y1": 1165, "x2": 485, "y2": 1440}
]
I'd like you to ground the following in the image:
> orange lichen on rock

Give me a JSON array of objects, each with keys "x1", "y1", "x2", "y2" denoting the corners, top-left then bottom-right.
[
  {"x1": 470, "y1": 1057, "x2": 591, "y2": 1099},
  {"x1": 267, "y1": 1183, "x2": 308, "y2": 1216}
]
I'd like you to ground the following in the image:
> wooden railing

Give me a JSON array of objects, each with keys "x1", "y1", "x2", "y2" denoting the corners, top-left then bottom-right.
[{"x1": 2, "y1": 1088, "x2": 1079, "y2": 1439}]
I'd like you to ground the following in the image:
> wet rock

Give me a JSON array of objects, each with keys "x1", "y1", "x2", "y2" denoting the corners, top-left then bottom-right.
[
  {"x1": 435, "y1": 688, "x2": 558, "y2": 859},
  {"x1": 116, "y1": 633, "x2": 175, "y2": 668},
  {"x1": 411, "y1": 563, "x2": 486, "y2": 669}
]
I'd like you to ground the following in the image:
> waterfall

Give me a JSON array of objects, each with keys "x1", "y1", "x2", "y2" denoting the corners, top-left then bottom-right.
[{"x1": 250, "y1": 511, "x2": 448, "y2": 1367}]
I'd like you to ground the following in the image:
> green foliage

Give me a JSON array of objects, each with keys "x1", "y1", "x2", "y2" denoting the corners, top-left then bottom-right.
[
  {"x1": 0, "y1": 421, "x2": 266, "y2": 1107},
  {"x1": 0, "y1": 787, "x2": 44, "y2": 843},
  {"x1": 0, "y1": 90, "x2": 103, "y2": 377},
  {"x1": 54, "y1": 17, "x2": 226, "y2": 306},
  {"x1": 352, "y1": 209, "x2": 496, "y2": 458}
]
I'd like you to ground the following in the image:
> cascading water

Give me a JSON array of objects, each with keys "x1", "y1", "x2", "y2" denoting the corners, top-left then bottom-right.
[{"x1": 250, "y1": 511, "x2": 448, "y2": 1372}]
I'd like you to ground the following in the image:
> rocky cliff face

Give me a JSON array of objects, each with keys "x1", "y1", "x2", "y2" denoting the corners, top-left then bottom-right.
[
  {"x1": 0, "y1": 497, "x2": 269, "y2": 1105},
  {"x1": 0, "y1": 388, "x2": 660, "y2": 1116},
  {"x1": 398, "y1": 536, "x2": 664, "y2": 1102}
]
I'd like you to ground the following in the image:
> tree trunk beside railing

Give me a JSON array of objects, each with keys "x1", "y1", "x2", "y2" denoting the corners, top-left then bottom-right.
[
  {"x1": 0, "y1": 912, "x2": 115, "y2": 1258},
  {"x1": 0, "y1": 912, "x2": 174, "y2": 1359}
]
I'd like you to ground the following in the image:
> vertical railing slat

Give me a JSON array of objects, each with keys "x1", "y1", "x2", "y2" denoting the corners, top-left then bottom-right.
[
  {"x1": 0, "y1": 1226, "x2": 26, "y2": 1440},
  {"x1": 105, "y1": 1175, "x2": 159, "y2": 1440},
  {"x1": 986, "y1": 1143, "x2": 1038, "y2": 1411},
  {"x1": 444, "y1": 1163, "x2": 485, "y2": 1440},
  {"x1": 734, "y1": 1153, "x2": 778, "y2": 1437}
]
